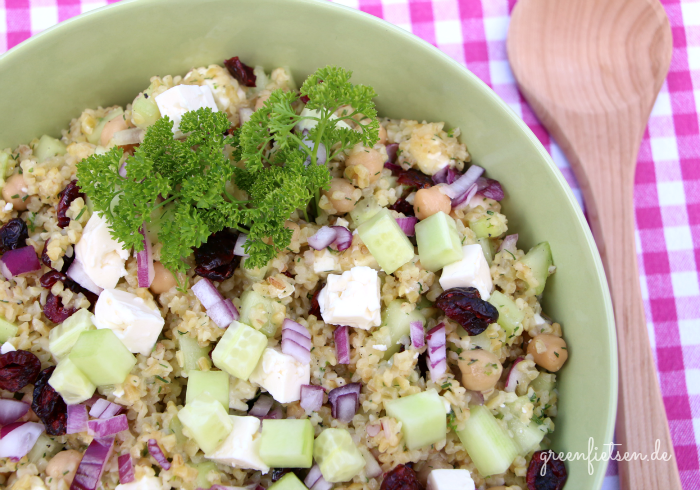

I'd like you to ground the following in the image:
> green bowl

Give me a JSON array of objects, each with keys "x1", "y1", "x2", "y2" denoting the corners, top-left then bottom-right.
[{"x1": 0, "y1": 0, "x2": 616, "y2": 487}]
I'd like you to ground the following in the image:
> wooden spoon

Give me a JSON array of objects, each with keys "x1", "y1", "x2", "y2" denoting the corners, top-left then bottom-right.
[{"x1": 507, "y1": 0, "x2": 680, "y2": 488}]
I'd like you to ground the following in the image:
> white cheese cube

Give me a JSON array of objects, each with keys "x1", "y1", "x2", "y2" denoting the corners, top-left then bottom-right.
[
  {"x1": 533, "y1": 313, "x2": 547, "y2": 326},
  {"x1": 313, "y1": 249, "x2": 341, "y2": 273},
  {"x1": 74, "y1": 213, "x2": 130, "y2": 290},
  {"x1": 318, "y1": 266, "x2": 381, "y2": 330},
  {"x1": 94, "y1": 289, "x2": 165, "y2": 356},
  {"x1": 249, "y1": 348, "x2": 310, "y2": 404},
  {"x1": 295, "y1": 108, "x2": 354, "y2": 133},
  {"x1": 155, "y1": 85, "x2": 218, "y2": 134},
  {"x1": 427, "y1": 469, "x2": 475, "y2": 490},
  {"x1": 0, "y1": 342, "x2": 16, "y2": 354},
  {"x1": 439, "y1": 244, "x2": 493, "y2": 300},
  {"x1": 116, "y1": 476, "x2": 162, "y2": 490},
  {"x1": 206, "y1": 415, "x2": 269, "y2": 474}
]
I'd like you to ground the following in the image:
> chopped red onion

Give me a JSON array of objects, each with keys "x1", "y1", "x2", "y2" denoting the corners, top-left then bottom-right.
[
  {"x1": 282, "y1": 319, "x2": 311, "y2": 339},
  {"x1": 118, "y1": 161, "x2": 128, "y2": 178},
  {"x1": 67, "y1": 403, "x2": 88, "y2": 434},
  {"x1": 118, "y1": 453, "x2": 135, "y2": 484},
  {"x1": 333, "y1": 393, "x2": 358, "y2": 423},
  {"x1": 83, "y1": 395, "x2": 101, "y2": 407},
  {"x1": 409, "y1": 321, "x2": 425, "y2": 349},
  {"x1": 66, "y1": 260, "x2": 103, "y2": 296},
  {"x1": 441, "y1": 165, "x2": 484, "y2": 199},
  {"x1": 505, "y1": 357, "x2": 528, "y2": 393},
  {"x1": 249, "y1": 394, "x2": 274, "y2": 417},
  {"x1": 446, "y1": 167, "x2": 460, "y2": 185},
  {"x1": 281, "y1": 338, "x2": 310, "y2": 364},
  {"x1": 396, "y1": 217, "x2": 417, "y2": 237},
  {"x1": 136, "y1": 224, "x2": 155, "y2": 288},
  {"x1": 308, "y1": 226, "x2": 337, "y2": 250},
  {"x1": 207, "y1": 300, "x2": 238, "y2": 328},
  {"x1": 261, "y1": 404, "x2": 283, "y2": 420},
  {"x1": 334, "y1": 326, "x2": 350, "y2": 364},
  {"x1": 71, "y1": 436, "x2": 115, "y2": 490},
  {"x1": 452, "y1": 183, "x2": 478, "y2": 209},
  {"x1": 0, "y1": 398, "x2": 29, "y2": 425},
  {"x1": 300, "y1": 385, "x2": 324, "y2": 413},
  {"x1": 310, "y1": 475, "x2": 333, "y2": 490},
  {"x1": 432, "y1": 166, "x2": 449, "y2": 184},
  {"x1": 282, "y1": 329, "x2": 312, "y2": 350},
  {"x1": 148, "y1": 438, "x2": 170, "y2": 470},
  {"x1": 191, "y1": 278, "x2": 224, "y2": 309},
  {"x1": 88, "y1": 414, "x2": 128, "y2": 438},
  {"x1": 223, "y1": 299, "x2": 240, "y2": 322},
  {"x1": 0, "y1": 246, "x2": 41, "y2": 280},
  {"x1": 498, "y1": 234, "x2": 519, "y2": 254},
  {"x1": 304, "y1": 464, "x2": 324, "y2": 488},
  {"x1": 0, "y1": 421, "x2": 43, "y2": 459},
  {"x1": 366, "y1": 423, "x2": 381, "y2": 437},
  {"x1": 330, "y1": 226, "x2": 352, "y2": 251},
  {"x1": 88, "y1": 398, "x2": 112, "y2": 418},
  {"x1": 233, "y1": 233, "x2": 249, "y2": 258},
  {"x1": 299, "y1": 131, "x2": 327, "y2": 166},
  {"x1": 385, "y1": 143, "x2": 399, "y2": 163},
  {"x1": 328, "y1": 383, "x2": 361, "y2": 415},
  {"x1": 99, "y1": 401, "x2": 122, "y2": 419},
  {"x1": 426, "y1": 323, "x2": 447, "y2": 380},
  {"x1": 384, "y1": 161, "x2": 401, "y2": 173},
  {"x1": 112, "y1": 128, "x2": 144, "y2": 146},
  {"x1": 361, "y1": 447, "x2": 383, "y2": 478},
  {"x1": 475, "y1": 177, "x2": 505, "y2": 201}
]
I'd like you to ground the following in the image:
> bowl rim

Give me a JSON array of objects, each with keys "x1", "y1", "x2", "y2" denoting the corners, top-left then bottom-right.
[{"x1": 0, "y1": 0, "x2": 618, "y2": 486}]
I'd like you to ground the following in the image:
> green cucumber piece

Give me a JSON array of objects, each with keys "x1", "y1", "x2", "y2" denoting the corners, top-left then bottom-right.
[
  {"x1": 87, "y1": 108, "x2": 124, "y2": 145},
  {"x1": 239, "y1": 290, "x2": 277, "y2": 337},
  {"x1": 34, "y1": 135, "x2": 66, "y2": 162},
  {"x1": 520, "y1": 242, "x2": 553, "y2": 295},
  {"x1": 384, "y1": 389, "x2": 446, "y2": 450},
  {"x1": 313, "y1": 428, "x2": 366, "y2": 483},
  {"x1": 48, "y1": 309, "x2": 95, "y2": 359},
  {"x1": 269, "y1": 473, "x2": 308, "y2": 490},
  {"x1": 190, "y1": 461, "x2": 218, "y2": 489},
  {"x1": 477, "y1": 237, "x2": 494, "y2": 265},
  {"x1": 186, "y1": 370, "x2": 230, "y2": 409},
  {"x1": 505, "y1": 416, "x2": 546, "y2": 456},
  {"x1": 488, "y1": 291, "x2": 524, "y2": 342},
  {"x1": 0, "y1": 317, "x2": 18, "y2": 344},
  {"x1": 132, "y1": 94, "x2": 161, "y2": 129},
  {"x1": 415, "y1": 211, "x2": 463, "y2": 272},
  {"x1": 212, "y1": 321, "x2": 267, "y2": 381},
  {"x1": 68, "y1": 329, "x2": 136, "y2": 386},
  {"x1": 530, "y1": 372, "x2": 556, "y2": 394},
  {"x1": 178, "y1": 334, "x2": 212, "y2": 373},
  {"x1": 456, "y1": 405, "x2": 519, "y2": 476},
  {"x1": 48, "y1": 357, "x2": 96, "y2": 404},
  {"x1": 27, "y1": 434, "x2": 61, "y2": 464},
  {"x1": 240, "y1": 257, "x2": 270, "y2": 281},
  {"x1": 376, "y1": 300, "x2": 424, "y2": 359},
  {"x1": 357, "y1": 208, "x2": 415, "y2": 274},
  {"x1": 259, "y1": 419, "x2": 314, "y2": 468},
  {"x1": 178, "y1": 393, "x2": 233, "y2": 454},
  {"x1": 170, "y1": 416, "x2": 186, "y2": 444},
  {"x1": 469, "y1": 212, "x2": 508, "y2": 239},
  {"x1": 349, "y1": 195, "x2": 382, "y2": 226}
]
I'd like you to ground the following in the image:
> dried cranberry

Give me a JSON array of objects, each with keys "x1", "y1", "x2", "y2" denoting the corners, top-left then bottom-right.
[
  {"x1": 435, "y1": 287, "x2": 499, "y2": 336},
  {"x1": 282, "y1": 270, "x2": 294, "y2": 279},
  {"x1": 32, "y1": 366, "x2": 67, "y2": 436},
  {"x1": 526, "y1": 450, "x2": 568, "y2": 490},
  {"x1": 309, "y1": 287, "x2": 322, "y2": 319},
  {"x1": 224, "y1": 57, "x2": 256, "y2": 87},
  {"x1": 271, "y1": 469, "x2": 291, "y2": 482},
  {"x1": 0, "y1": 350, "x2": 41, "y2": 392},
  {"x1": 0, "y1": 218, "x2": 29, "y2": 254},
  {"x1": 380, "y1": 464, "x2": 423, "y2": 490},
  {"x1": 41, "y1": 240, "x2": 74, "y2": 273},
  {"x1": 40, "y1": 270, "x2": 98, "y2": 306},
  {"x1": 44, "y1": 293, "x2": 78, "y2": 323},
  {"x1": 194, "y1": 230, "x2": 241, "y2": 281},
  {"x1": 56, "y1": 180, "x2": 85, "y2": 229},
  {"x1": 397, "y1": 168, "x2": 434, "y2": 190},
  {"x1": 300, "y1": 95, "x2": 310, "y2": 104},
  {"x1": 388, "y1": 198, "x2": 415, "y2": 217}
]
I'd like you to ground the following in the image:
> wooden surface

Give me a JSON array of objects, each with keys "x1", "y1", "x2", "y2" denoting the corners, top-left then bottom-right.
[{"x1": 507, "y1": 1, "x2": 680, "y2": 489}]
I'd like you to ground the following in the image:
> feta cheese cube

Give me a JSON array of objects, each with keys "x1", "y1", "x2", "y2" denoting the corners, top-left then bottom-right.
[
  {"x1": 94, "y1": 289, "x2": 165, "y2": 356},
  {"x1": 155, "y1": 85, "x2": 218, "y2": 134},
  {"x1": 318, "y1": 266, "x2": 381, "y2": 330},
  {"x1": 439, "y1": 244, "x2": 493, "y2": 300},
  {"x1": 426, "y1": 469, "x2": 475, "y2": 490},
  {"x1": 249, "y1": 348, "x2": 310, "y2": 404},
  {"x1": 116, "y1": 476, "x2": 162, "y2": 490},
  {"x1": 206, "y1": 415, "x2": 269, "y2": 474},
  {"x1": 313, "y1": 249, "x2": 341, "y2": 273},
  {"x1": 74, "y1": 213, "x2": 130, "y2": 290},
  {"x1": 0, "y1": 342, "x2": 16, "y2": 354},
  {"x1": 533, "y1": 313, "x2": 547, "y2": 326}
]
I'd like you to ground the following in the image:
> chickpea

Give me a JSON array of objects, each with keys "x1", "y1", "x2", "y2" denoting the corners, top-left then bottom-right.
[
  {"x1": 2, "y1": 173, "x2": 28, "y2": 211},
  {"x1": 100, "y1": 115, "x2": 129, "y2": 147},
  {"x1": 323, "y1": 178, "x2": 357, "y2": 214},
  {"x1": 527, "y1": 334, "x2": 568, "y2": 372},
  {"x1": 378, "y1": 125, "x2": 388, "y2": 145},
  {"x1": 345, "y1": 144, "x2": 384, "y2": 185},
  {"x1": 149, "y1": 261, "x2": 177, "y2": 294},
  {"x1": 458, "y1": 349, "x2": 503, "y2": 392},
  {"x1": 413, "y1": 186, "x2": 451, "y2": 220},
  {"x1": 255, "y1": 91, "x2": 271, "y2": 111},
  {"x1": 46, "y1": 450, "x2": 82, "y2": 485}
]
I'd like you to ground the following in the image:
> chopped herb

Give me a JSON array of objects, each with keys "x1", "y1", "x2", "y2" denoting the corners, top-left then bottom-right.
[
  {"x1": 75, "y1": 206, "x2": 86, "y2": 220},
  {"x1": 486, "y1": 210, "x2": 494, "y2": 215},
  {"x1": 155, "y1": 375, "x2": 169, "y2": 383},
  {"x1": 505, "y1": 250, "x2": 516, "y2": 260},
  {"x1": 554, "y1": 351, "x2": 559, "y2": 358},
  {"x1": 468, "y1": 358, "x2": 478, "y2": 365},
  {"x1": 10, "y1": 194, "x2": 18, "y2": 199}
]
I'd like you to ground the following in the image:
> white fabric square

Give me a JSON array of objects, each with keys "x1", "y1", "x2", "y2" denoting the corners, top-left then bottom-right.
[
  {"x1": 693, "y1": 418, "x2": 700, "y2": 447},
  {"x1": 688, "y1": 46, "x2": 700, "y2": 71},
  {"x1": 664, "y1": 226, "x2": 694, "y2": 251},
  {"x1": 435, "y1": 20, "x2": 463, "y2": 45},
  {"x1": 489, "y1": 60, "x2": 514, "y2": 85},
  {"x1": 682, "y1": 2, "x2": 700, "y2": 26},
  {"x1": 650, "y1": 136, "x2": 679, "y2": 161},
  {"x1": 685, "y1": 369, "x2": 700, "y2": 395},
  {"x1": 30, "y1": 6, "x2": 57, "y2": 34},
  {"x1": 656, "y1": 181, "x2": 686, "y2": 206},
  {"x1": 671, "y1": 271, "x2": 700, "y2": 297},
  {"x1": 483, "y1": 16, "x2": 509, "y2": 41},
  {"x1": 651, "y1": 90, "x2": 673, "y2": 117},
  {"x1": 639, "y1": 272, "x2": 649, "y2": 300},
  {"x1": 646, "y1": 320, "x2": 656, "y2": 351},
  {"x1": 679, "y1": 320, "x2": 700, "y2": 345}
]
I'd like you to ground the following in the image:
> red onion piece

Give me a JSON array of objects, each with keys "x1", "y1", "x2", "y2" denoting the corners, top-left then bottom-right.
[
  {"x1": 281, "y1": 338, "x2": 311, "y2": 364},
  {"x1": 475, "y1": 177, "x2": 505, "y2": 201},
  {"x1": 0, "y1": 421, "x2": 43, "y2": 459},
  {"x1": 304, "y1": 464, "x2": 324, "y2": 488},
  {"x1": 282, "y1": 319, "x2": 311, "y2": 339},
  {"x1": 362, "y1": 448, "x2": 383, "y2": 478},
  {"x1": 395, "y1": 217, "x2": 417, "y2": 237},
  {"x1": 223, "y1": 299, "x2": 240, "y2": 322},
  {"x1": 0, "y1": 246, "x2": 41, "y2": 279},
  {"x1": 426, "y1": 323, "x2": 447, "y2": 380},
  {"x1": 83, "y1": 395, "x2": 101, "y2": 407},
  {"x1": 67, "y1": 403, "x2": 88, "y2": 434},
  {"x1": 99, "y1": 402, "x2": 122, "y2": 419},
  {"x1": 148, "y1": 438, "x2": 170, "y2": 470},
  {"x1": 385, "y1": 144, "x2": 399, "y2": 163},
  {"x1": 300, "y1": 384, "x2": 324, "y2": 413},
  {"x1": 308, "y1": 226, "x2": 337, "y2": 250},
  {"x1": 330, "y1": 226, "x2": 352, "y2": 251},
  {"x1": 334, "y1": 326, "x2": 350, "y2": 364},
  {"x1": 452, "y1": 183, "x2": 478, "y2": 209},
  {"x1": 442, "y1": 165, "x2": 484, "y2": 199},
  {"x1": 249, "y1": 394, "x2": 274, "y2": 417},
  {"x1": 282, "y1": 329, "x2": 312, "y2": 350},
  {"x1": 88, "y1": 414, "x2": 128, "y2": 438},
  {"x1": 233, "y1": 233, "x2": 249, "y2": 258},
  {"x1": 299, "y1": 131, "x2": 327, "y2": 166},
  {"x1": 498, "y1": 234, "x2": 519, "y2": 254},
  {"x1": 136, "y1": 224, "x2": 155, "y2": 288},
  {"x1": 262, "y1": 404, "x2": 283, "y2": 420},
  {"x1": 207, "y1": 300, "x2": 237, "y2": 328},
  {"x1": 432, "y1": 166, "x2": 449, "y2": 184},
  {"x1": 88, "y1": 399, "x2": 111, "y2": 418},
  {"x1": 0, "y1": 398, "x2": 29, "y2": 425},
  {"x1": 446, "y1": 167, "x2": 460, "y2": 185},
  {"x1": 66, "y1": 260, "x2": 103, "y2": 296},
  {"x1": 118, "y1": 161, "x2": 128, "y2": 178},
  {"x1": 366, "y1": 423, "x2": 381, "y2": 437},
  {"x1": 333, "y1": 393, "x2": 357, "y2": 423},
  {"x1": 328, "y1": 383, "x2": 360, "y2": 408},
  {"x1": 68, "y1": 435, "x2": 115, "y2": 490},
  {"x1": 118, "y1": 453, "x2": 135, "y2": 484},
  {"x1": 310, "y1": 475, "x2": 333, "y2": 490},
  {"x1": 505, "y1": 357, "x2": 528, "y2": 393},
  {"x1": 409, "y1": 321, "x2": 425, "y2": 349},
  {"x1": 384, "y1": 161, "x2": 401, "y2": 173},
  {"x1": 191, "y1": 278, "x2": 224, "y2": 309}
]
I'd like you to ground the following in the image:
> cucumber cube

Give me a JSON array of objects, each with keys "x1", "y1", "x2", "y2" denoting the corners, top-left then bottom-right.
[
  {"x1": 34, "y1": 135, "x2": 66, "y2": 162},
  {"x1": 488, "y1": 291, "x2": 524, "y2": 342},
  {"x1": 190, "y1": 461, "x2": 218, "y2": 489},
  {"x1": 132, "y1": 94, "x2": 161, "y2": 129},
  {"x1": 357, "y1": 208, "x2": 414, "y2": 274},
  {"x1": 349, "y1": 195, "x2": 382, "y2": 226},
  {"x1": 313, "y1": 428, "x2": 365, "y2": 483},
  {"x1": 178, "y1": 393, "x2": 233, "y2": 454},
  {"x1": 0, "y1": 317, "x2": 18, "y2": 343},
  {"x1": 48, "y1": 309, "x2": 95, "y2": 359},
  {"x1": 415, "y1": 212, "x2": 463, "y2": 272},
  {"x1": 178, "y1": 334, "x2": 212, "y2": 373},
  {"x1": 530, "y1": 372, "x2": 556, "y2": 393},
  {"x1": 505, "y1": 416, "x2": 546, "y2": 456},
  {"x1": 469, "y1": 212, "x2": 508, "y2": 239},
  {"x1": 456, "y1": 405, "x2": 519, "y2": 476},
  {"x1": 68, "y1": 329, "x2": 136, "y2": 386},
  {"x1": 384, "y1": 389, "x2": 446, "y2": 450},
  {"x1": 27, "y1": 433, "x2": 61, "y2": 464},
  {"x1": 519, "y1": 242, "x2": 553, "y2": 295},
  {"x1": 212, "y1": 321, "x2": 267, "y2": 381},
  {"x1": 239, "y1": 290, "x2": 277, "y2": 337},
  {"x1": 477, "y1": 237, "x2": 494, "y2": 265},
  {"x1": 376, "y1": 300, "x2": 424, "y2": 359},
  {"x1": 170, "y1": 416, "x2": 186, "y2": 444},
  {"x1": 186, "y1": 370, "x2": 230, "y2": 409},
  {"x1": 269, "y1": 473, "x2": 308, "y2": 490},
  {"x1": 260, "y1": 419, "x2": 314, "y2": 468},
  {"x1": 48, "y1": 357, "x2": 96, "y2": 404}
]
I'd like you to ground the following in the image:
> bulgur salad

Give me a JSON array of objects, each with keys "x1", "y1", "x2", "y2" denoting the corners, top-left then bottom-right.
[{"x1": 0, "y1": 59, "x2": 569, "y2": 490}]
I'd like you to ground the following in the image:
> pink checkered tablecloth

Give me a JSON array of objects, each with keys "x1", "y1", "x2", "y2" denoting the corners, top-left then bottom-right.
[{"x1": 2, "y1": 0, "x2": 700, "y2": 488}]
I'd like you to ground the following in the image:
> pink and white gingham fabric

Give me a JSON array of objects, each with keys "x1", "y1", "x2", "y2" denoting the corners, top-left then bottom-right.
[{"x1": 2, "y1": 0, "x2": 700, "y2": 488}]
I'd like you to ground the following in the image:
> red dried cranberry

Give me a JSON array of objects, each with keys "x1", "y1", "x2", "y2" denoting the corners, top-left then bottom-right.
[
  {"x1": 309, "y1": 287, "x2": 322, "y2": 319},
  {"x1": 0, "y1": 218, "x2": 29, "y2": 254},
  {"x1": 194, "y1": 231, "x2": 241, "y2": 281},
  {"x1": 40, "y1": 270, "x2": 98, "y2": 306},
  {"x1": 435, "y1": 287, "x2": 499, "y2": 336},
  {"x1": 56, "y1": 180, "x2": 85, "y2": 229},
  {"x1": 224, "y1": 57, "x2": 256, "y2": 87},
  {"x1": 397, "y1": 168, "x2": 434, "y2": 190},
  {"x1": 282, "y1": 270, "x2": 294, "y2": 279},
  {"x1": 0, "y1": 350, "x2": 41, "y2": 392},
  {"x1": 526, "y1": 450, "x2": 568, "y2": 490},
  {"x1": 388, "y1": 198, "x2": 415, "y2": 217},
  {"x1": 44, "y1": 294, "x2": 78, "y2": 323},
  {"x1": 380, "y1": 464, "x2": 423, "y2": 490},
  {"x1": 32, "y1": 366, "x2": 67, "y2": 436},
  {"x1": 385, "y1": 143, "x2": 399, "y2": 163},
  {"x1": 300, "y1": 95, "x2": 310, "y2": 104},
  {"x1": 41, "y1": 240, "x2": 74, "y2": 273}
]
